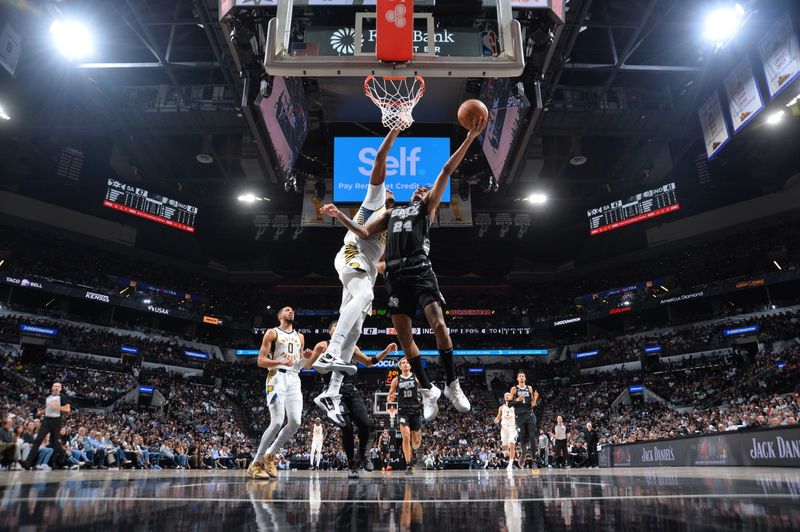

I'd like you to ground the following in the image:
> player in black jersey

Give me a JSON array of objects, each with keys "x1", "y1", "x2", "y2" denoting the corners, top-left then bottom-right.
[
  {"x1": 510, "y1": 371, "x2": 539, "y2": 468},
  {"x1": 321, "y1": 116, "x2": 487, "y2": 422},
  {"x1": 312, "y1": 320, "x2": 397, "y2": 479},
  {"x1": 387, "y1": 358, "x2": 423, "y2": 475}
]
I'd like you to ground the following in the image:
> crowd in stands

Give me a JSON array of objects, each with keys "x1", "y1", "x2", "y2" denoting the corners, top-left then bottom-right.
[
  {"x1": 0, "y1": 284, "x2": 797, "y2": 470},
  {"x1": 0, "y1": 313, "x2": 210, "y2": 368},
  {"x1": 2, "y1": 217, "x2": 800, "y2": 332}
]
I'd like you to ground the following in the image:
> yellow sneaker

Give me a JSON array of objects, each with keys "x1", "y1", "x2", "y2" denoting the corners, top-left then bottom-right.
[
  {"x1": 263, "y1": 454, "x2": 278, "y2": 478},
  {"x1": 246, "y1": 460, "x2": 262, "y2": 479}
]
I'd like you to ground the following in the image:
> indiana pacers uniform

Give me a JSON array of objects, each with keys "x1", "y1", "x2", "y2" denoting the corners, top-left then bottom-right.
[
  {"x1": 333, "y1": 184, "x2": 388, "y2": 355},
  {"x1": 254, "y1": 327, "x2": 304, "y2": 462},
  {"x1": 310, "y1": 422, "x2": 324, "y2": 469},
  {"x1": 500, "y1": 403, "x2": 517, "y2": 447}
]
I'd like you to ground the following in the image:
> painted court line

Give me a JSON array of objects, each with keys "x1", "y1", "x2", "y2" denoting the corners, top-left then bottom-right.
[{"x1": 3, "y1": 493, "x2": 798, "y2": 504}]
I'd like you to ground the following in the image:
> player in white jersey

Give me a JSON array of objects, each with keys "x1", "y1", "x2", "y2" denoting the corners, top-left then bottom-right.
[
  {"x1": 309, "y1": 418, "x2": 325, "y2": 470},
  {"x1": 494, "y1": 392, "x2": 518, "y2": 471},
  {"x1": 313, "y1": 128, "x2": 400, "y2": 425},
  {"x1": 247, "y1": 306, "x2": 320, "y2": 480}
]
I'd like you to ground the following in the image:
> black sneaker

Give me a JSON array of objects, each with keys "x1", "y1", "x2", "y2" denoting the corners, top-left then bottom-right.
[
  {"x1": 362, "y1": 458, "x2": 374, "y2": 472},
  {"x1": 405, "y1": 466, "x2": 413, "y2": 476},
  {"x1": 348, "y1": 468, "x2": 360, "y2": 479}
]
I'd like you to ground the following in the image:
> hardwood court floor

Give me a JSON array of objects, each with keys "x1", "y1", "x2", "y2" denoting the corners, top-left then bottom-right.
[{"x1": 0, "y1": 467, "x2": 798, "y2": 530}]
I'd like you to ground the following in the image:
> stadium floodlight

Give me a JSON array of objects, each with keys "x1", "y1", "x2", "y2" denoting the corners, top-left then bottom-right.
[
  {"x1": 0, "y1": 105, "x2": 9, "y2": 121},
  {"x1": 143, "y1": 299, "x2": 152, "y2": 304},
  {"x1": 238, "y1": 193, "x2": 269, "y2": 203},
  {"x1": 766, "y1": 110, "x2": 785, "y2": 125},
  {"x1": 526, "y1": 192, "x2": 548, "y2": 205},
  {"x1": 773, "y1": 260, "x2": 782, "y2": 270},
  {"x1": 50, "y1": 19, "x2": 94, "y2": 60},
  {"x1": 703, "y1": 3, "x2": 746, "y2": 49}
]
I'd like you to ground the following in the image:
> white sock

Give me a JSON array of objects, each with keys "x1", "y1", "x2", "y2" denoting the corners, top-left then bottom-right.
[
  {"x1": 327, "y1": 371, "x2": 345, "y2": 396},
  {"x1": 330, "y1": 273, "x2": 373, "y2": 354}
]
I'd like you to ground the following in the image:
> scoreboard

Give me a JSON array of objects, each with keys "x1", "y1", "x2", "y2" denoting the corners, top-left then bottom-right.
[
  {"x1": 587, "y1": 182, "x2": 679, "y2": 236},
  {"x1": 103, "y1": 179, "x2": 198, "y2": 233}
]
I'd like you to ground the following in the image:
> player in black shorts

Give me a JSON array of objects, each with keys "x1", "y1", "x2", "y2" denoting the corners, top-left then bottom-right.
[
  {"x1": 377, "y1": 428, "x2": 392, "y2": 470},
  {"x1": 388, "y1": 358, "x2": 423, "y2": 475},
  {"x1": 321, "y1": 115, "x2": 487, "y2": 422},
  {"x1": 313, "y1": 320, "x2": 397, "y2": 479},
  {"x1": 510, "y1": 371, "x2": 539, "y2": 468}
]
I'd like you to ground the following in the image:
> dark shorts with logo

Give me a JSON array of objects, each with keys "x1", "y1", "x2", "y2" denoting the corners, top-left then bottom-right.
[
  {"x1": 385, "y1": 261, "x2": 445, "y2": 318},
  {"x1": 397, "y1": 409, "x2": 422, "y2": 432}
]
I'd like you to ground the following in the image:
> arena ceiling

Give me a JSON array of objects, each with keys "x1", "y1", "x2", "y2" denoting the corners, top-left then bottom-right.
[{"x1": 0, "y1": 0, "x2": 798, "y2": 278}]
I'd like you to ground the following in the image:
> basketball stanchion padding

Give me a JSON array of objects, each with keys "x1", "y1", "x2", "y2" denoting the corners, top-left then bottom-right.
[{"x1": 376, "y1": 0, "x2": 414, "y2": 63}]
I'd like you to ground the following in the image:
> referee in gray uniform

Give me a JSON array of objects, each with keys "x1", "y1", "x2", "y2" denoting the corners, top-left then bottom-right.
[
  {"x1": 23, "y1": 382, "x2": 71, "y2": 470},
  {"x1": 554, "y1": 416, "x2": 568, "y2": 468}
]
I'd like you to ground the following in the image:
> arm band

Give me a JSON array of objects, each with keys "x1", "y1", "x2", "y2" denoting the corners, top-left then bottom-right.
[{"x1": 370, "y1": 356, "x2": 380, "y2": 365}]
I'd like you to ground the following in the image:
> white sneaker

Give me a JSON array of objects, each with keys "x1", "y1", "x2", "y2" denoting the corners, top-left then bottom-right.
[
  {"x1": 420, "y1": 385, "x2": 441, "y2": 421},
  {"x1": 312, "y1": 352, "x2": 357, "y2": 375},
  {"x1": 69, "y1": 464, "x2": 80, "y2": 470},
  {"x1": 506, "y1": 463, "x2": 513, "y2": 471},
  {"x1": 314, "y1": 390, "x2": 346, "y2": 427},
  {"x1": 443, "y1": 379, "x2": 470, "y2": 412}
]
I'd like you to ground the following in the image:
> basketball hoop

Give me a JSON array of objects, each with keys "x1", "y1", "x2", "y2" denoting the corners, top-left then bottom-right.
[{"x1": 364, "y1": 75, "x2": 425, "y2": 131}]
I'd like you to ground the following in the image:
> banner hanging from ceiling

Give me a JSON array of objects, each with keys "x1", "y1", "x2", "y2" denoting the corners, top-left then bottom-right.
[
  {"x1": 758, "y1": 12, "x2": 800, "y2": 99},
  {"x1": 724, "y1": 57, "x2": 764, "y2": 132},
  {"x1": 698, "y1": 91, "x2": 730, "y2": 159}
]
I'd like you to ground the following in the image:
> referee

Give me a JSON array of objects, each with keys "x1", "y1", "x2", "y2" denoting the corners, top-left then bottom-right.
[
  {"x1": 554, "y1": 415, "x2": 568, "y2": 469},
  {"x1": 23, "y1": 382, "x2": 71, "y2": 470}
]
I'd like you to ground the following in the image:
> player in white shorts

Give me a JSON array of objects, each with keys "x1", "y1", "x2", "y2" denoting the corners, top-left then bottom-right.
[
  {"x1": 309, "y1": 417, "x2": 325, "y2": 470},
  {"x1": 494, "y1": 392, "x2": 518, "y2": 471},
  {"x1": 313, "y1": 128, "x2": 400, "y2": 425},
  {"x1": 247, "y1": 306, "x2": 320, "y2": 480}
]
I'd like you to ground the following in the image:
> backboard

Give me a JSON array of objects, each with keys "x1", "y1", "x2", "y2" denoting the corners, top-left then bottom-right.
[{"x1": 262, "y1": 0, "x2": 526, "y2": 78}]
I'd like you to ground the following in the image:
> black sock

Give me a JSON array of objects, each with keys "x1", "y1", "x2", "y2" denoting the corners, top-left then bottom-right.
[
  {"x1": 439, "y1": 347, "x2": 456, "y2": 385},
  {"x1": 408, "y1": 356, "x2": 432, "y2": 389}
]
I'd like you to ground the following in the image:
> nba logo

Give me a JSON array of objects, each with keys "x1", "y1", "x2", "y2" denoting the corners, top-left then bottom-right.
[{"x1": 480, "y1": 31, "x2": 498, "y2": 56}]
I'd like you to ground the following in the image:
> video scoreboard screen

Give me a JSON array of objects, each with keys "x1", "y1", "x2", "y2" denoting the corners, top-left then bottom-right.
[
  {"x1": 103, "y1": 179, "x2": 198, "y2": 233},
  {"x1": 587, "y1": 182, "x2": 679, "y2": 236}
]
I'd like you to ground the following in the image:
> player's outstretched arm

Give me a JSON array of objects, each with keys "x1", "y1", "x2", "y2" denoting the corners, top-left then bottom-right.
[
  {"x1": 303, "y1": 340, "x2": 327, "y2": 369},
  {"x1": 426, "y1": 116, "x2": 487, "y2": 217},
  {"x1": 494, "y1": 405, "x2": 503, "y2": 424},
  {"x1": 352, "y1": 343, "x2": 397, "y2": 367},
  {"x1": 370, "y1": 129, "x2": 401, "y2": 186},
  {"x1": 321, "y1": 204, "x2": 390, "y2": 239}
]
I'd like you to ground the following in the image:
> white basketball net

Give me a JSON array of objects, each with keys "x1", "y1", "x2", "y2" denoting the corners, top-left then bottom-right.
[{"x1": 364, "y1": 76, "x2": 425, "y2": 131}]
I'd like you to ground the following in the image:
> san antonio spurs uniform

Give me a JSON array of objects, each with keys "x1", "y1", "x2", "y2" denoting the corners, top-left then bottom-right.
[
  {"x1": 254, "y1": 327, "x2": 304, "y2": 462},
  {"x1": 500, "y1": 403, "x2": 517, "y2": 447},
  {"x1": 396, "y1": 374, "x2": 422, "y2": 432}
]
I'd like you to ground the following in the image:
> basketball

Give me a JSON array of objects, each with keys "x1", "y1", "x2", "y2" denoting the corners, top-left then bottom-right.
[{"x1": 458, "y1": 99, "x2": 489, "y2": 129}]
